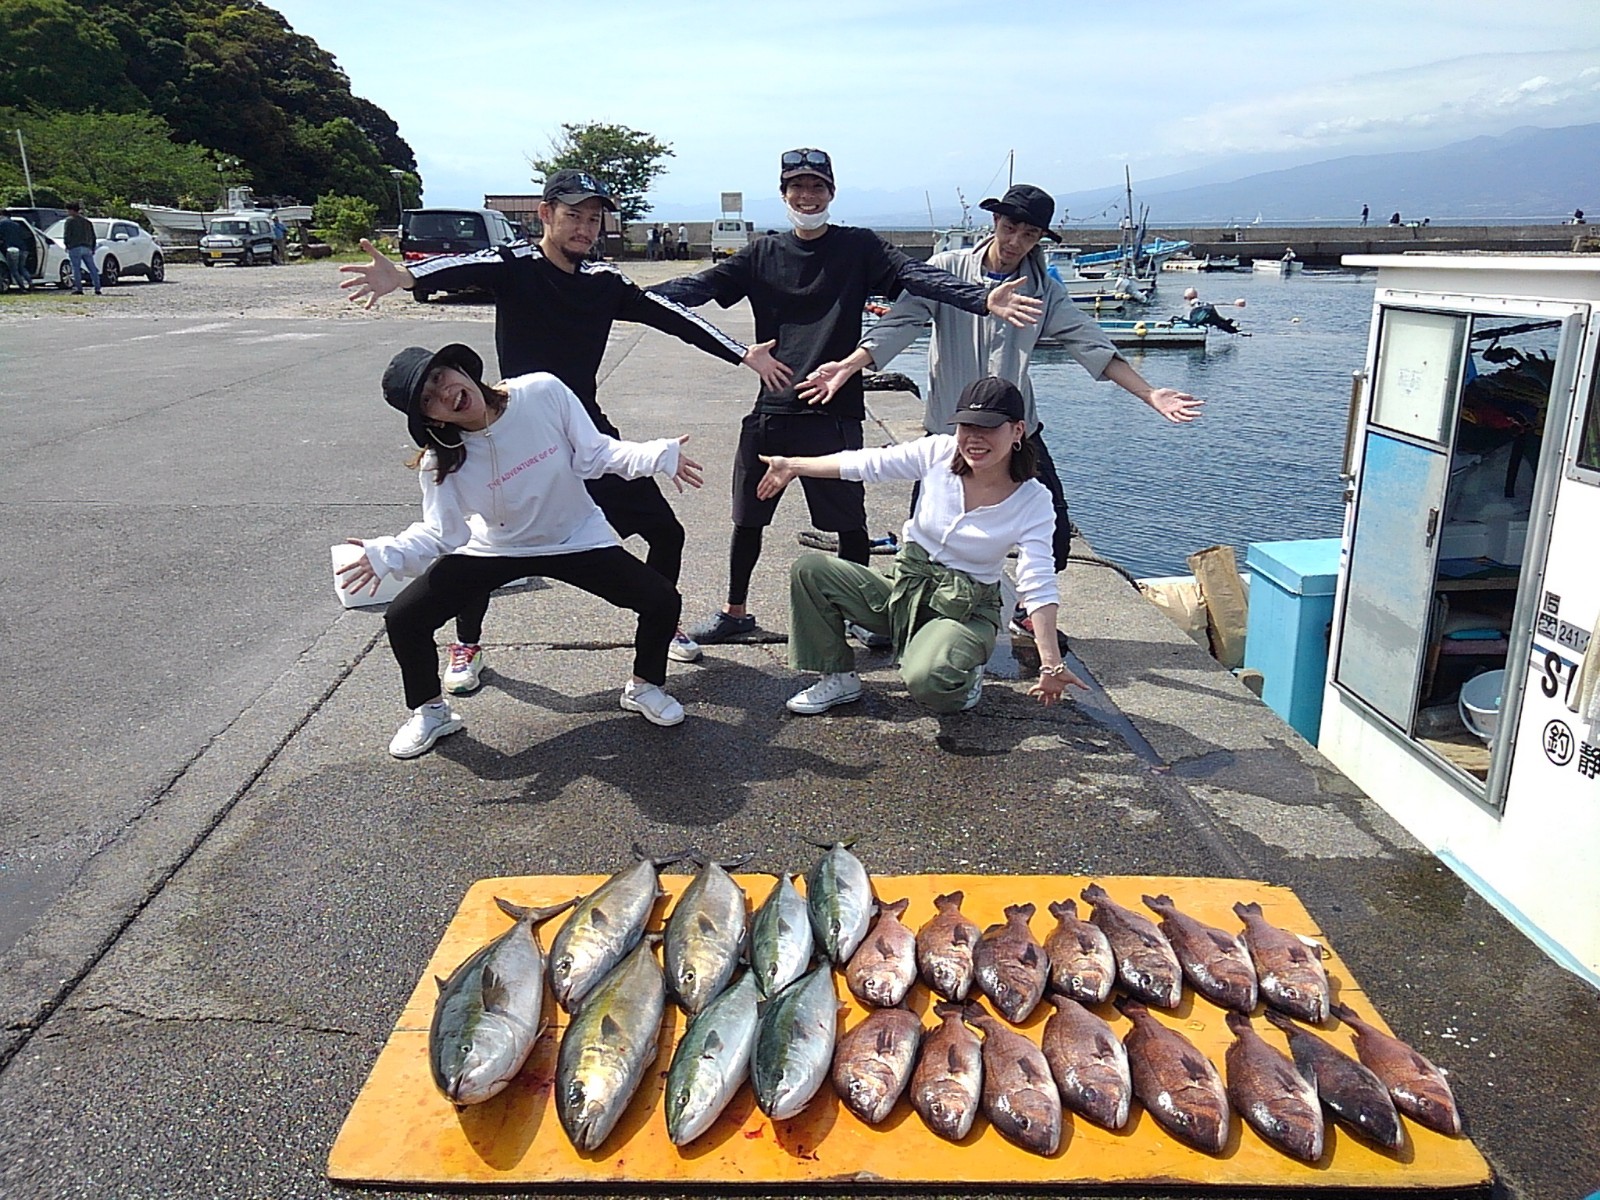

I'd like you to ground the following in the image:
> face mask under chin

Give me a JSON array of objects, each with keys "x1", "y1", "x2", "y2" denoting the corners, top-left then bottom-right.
[{"x1": 787, "y1": 204, "x2": 830, "y2": 232}]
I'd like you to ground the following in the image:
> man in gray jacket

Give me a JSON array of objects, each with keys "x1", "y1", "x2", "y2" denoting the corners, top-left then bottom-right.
[{"x1": 800, "y1": 183, "x2": 1202, "y2": 575}]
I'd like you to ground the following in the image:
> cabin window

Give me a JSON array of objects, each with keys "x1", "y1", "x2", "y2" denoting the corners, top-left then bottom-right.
[{"x1": 1577, "y1": 361, "x2": 1600, "y2": 479}]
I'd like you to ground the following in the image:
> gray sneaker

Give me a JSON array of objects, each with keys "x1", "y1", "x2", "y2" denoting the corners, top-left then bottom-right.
[{"x1": 688, "y1": 610, "x2": 756, "y2": 643}]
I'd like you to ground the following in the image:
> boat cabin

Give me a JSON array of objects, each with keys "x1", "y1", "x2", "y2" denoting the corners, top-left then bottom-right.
[{"x1": 1319, "y1": 254, "x2": 1600, "y2": 985}]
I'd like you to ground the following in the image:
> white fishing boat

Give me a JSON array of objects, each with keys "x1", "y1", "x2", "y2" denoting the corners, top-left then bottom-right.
[
  {"x1": 134, "y1": 187, "x2": 312, "y2": 243},
  {"x1": 1303, "y1": 252, "x2": 1600, "y2": 986},
  {"x1": 1252, "y1": 257, "x2": 1302, "y2": 276},
  {"x1": 1088, "y1": 318, "x2": 1207, "y2": 348}
]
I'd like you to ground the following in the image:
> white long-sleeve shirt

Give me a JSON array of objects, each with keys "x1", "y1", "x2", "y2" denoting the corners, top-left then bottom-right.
[
  {"x1": 361, "y1": 372, "x2": 680, "y2": 579},
  {"x1": 836, "y1": 435, "x2": 1059, "y2": 614}
]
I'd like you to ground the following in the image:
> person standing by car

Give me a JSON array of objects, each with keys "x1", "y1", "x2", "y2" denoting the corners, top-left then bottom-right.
[
  {"x1": 0, "y1": 213, "x2": 33, "y2": 290},
  {"x1": 646, "y1": 148, "x2": 1042, "y2": 648},
  {"x1": 272, "y1": 215, "x2": 288, "y2": 262},
  {"x1": 677, "y1": 223, "x2": 689, "y2": 260},
  {"x1": 338, "y1": 168, "x2": 791, "y2": 681},
  {"x1": 63, "y1": 201, "x2": 101, "y2": 295}
]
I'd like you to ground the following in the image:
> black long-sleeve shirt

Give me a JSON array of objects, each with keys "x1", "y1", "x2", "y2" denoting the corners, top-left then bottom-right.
[
  {"x1": 649, "y1": 225, "x2": 993, "y2": 421},
  {"x1": 407, "y1": 245, "x2": 748, "y2": 437}
]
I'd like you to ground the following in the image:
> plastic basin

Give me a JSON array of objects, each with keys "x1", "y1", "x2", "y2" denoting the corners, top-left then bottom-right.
[{"x1": 1458, "y1": 669, "x2": 1506, "y2": 745}]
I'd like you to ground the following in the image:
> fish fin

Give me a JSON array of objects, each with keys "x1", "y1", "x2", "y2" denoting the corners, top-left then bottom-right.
[
  {"x1": 1179, "y1": 1051, "x2": 1213, "y2": 1082},
  {"x1": 494, "y1": 896, "x2": 531, "y2": 922},
  {"x1": 434, "y1": 975, "x2": 447, "y2": 993},
  {"x1": 1271, "y1": 1061, "x2": 1305, "y2": 1092},
  {"x1": 776, "y1": 916, "x2": 794, "y2": 937},
  {"x1": 703, "y1": 1030, "x2": 723, "y2": 1053},
  {"x1": 1263, "y1": 1009, "x2": 1295, "y2": 1033},
  {"x1": 591, "y1": 906, "x2": 610, "y2": 929},
  {"x1": 1297, "y1": 935, "x2": 1327, "y2": 959},
  {"x1": 696, "y1": 913, "x2": 718, "y2": 936},
  {"x1": 1004, "y1": 902, "x2": 1036, "y2": 922},
  {"x1": 874, "y1": 936, "x2": 894, "y2": 957},
  {"x1": 601, "y1": 1014, "x2": 622, "y2": 1040},
  {"x1": 947, "y1": 1045, "x2": 964, "y2": 1070},
  {"x1": 951, "y1": 925, "x2": 975, "y2": 947},
  {"x1": 1076, "y1": 930, "x2": 1102, "y2": 954},
  {"x1": 481, "y1": 966, "x2": 511, "y2": 1014},
  {"x1": 875, "y1": 1025, "x2": 898, "y2": 1055},
  {"x1": 1093, "y1": 1031, "x2": 1117, "y2": 1057},
  {"x1": 1329, "y1": 1002, "x2": 1357, "y2": 1025},
  {"x1": 935, "y1": 890, "x2": 964, "y2": 910},
  {"x1": 1020, "y1": 944, "x2": 1041, "y2": 968},
  {"x1": 1020, "y1": 1057, "x2": 1050, "y2": 1086},
  {"x1": 1204, "y1": 929, "x2": 1239, "y2": 952},
  {"x1": 716, "y1": 852, "x2": 755, "y2": 871}
]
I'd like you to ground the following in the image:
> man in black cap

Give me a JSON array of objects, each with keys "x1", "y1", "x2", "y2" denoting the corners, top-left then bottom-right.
[
  {"x1": 801, "y1": 182, "x2": 1202, "y2": 597},
  {"x1": 649, "y1": 148, "x2": 1043, "y2": 647},
  {"x1": 340, "y1": 168, "x2": 789, "y2": 678}
]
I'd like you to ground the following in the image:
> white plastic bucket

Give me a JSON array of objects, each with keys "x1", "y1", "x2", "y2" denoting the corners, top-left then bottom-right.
[{"x1": 1458, "y1": 669, "x2": 1506, "y2": 745}]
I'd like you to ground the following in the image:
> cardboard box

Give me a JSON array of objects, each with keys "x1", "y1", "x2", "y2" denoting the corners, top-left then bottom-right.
[{"x1": 332, "y1": 543, "x2": 406, "y2": 608}]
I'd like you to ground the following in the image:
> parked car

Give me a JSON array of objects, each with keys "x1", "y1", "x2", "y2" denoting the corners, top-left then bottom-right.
[
  {"x1": 199, "y1": 214, "x2": 280, "y2": 266},
  {"x1": 399, "y1": 207, "x2": 522, "y2": 300},
  {"x1": 0, "y1": 216, "x2": 47, "y2": 291},
  {"x1": 42, "y1": 217, "x2": 165, "y2": 286},
  {"x1": 710, "y1": 218, "x2": 752, "y2": 260}
]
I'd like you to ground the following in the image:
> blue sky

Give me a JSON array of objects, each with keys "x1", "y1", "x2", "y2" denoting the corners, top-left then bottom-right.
[{"x1": 269, "y1": 0, "x2": 1600, "y2": 221}]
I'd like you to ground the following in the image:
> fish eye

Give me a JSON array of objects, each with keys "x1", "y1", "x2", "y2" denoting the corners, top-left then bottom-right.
[{"x1": 683, "y1": 968, "x2": 695, "y2": 982}]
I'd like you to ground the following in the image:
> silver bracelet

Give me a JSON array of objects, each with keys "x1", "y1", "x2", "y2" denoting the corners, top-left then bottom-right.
[{"x1": 1039, "y1": 662, "x2": 1069, "y2": 677}]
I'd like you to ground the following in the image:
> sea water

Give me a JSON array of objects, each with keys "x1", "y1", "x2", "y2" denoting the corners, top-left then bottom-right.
[{"x1": 892, "y1": 269, "x2": 1378, "y2": 578}]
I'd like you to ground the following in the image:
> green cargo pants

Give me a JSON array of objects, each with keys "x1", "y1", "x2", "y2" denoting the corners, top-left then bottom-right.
[{"x1": 788, "y1": 553, "x2": 999, "y2": 714}]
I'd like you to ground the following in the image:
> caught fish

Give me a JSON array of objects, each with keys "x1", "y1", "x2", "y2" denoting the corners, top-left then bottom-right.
[
  {"x1": 664, "y1": 971, "x2": 760, "y2": 1145},
  {"x1": 1083, "y1": 883, "x2": 1183, "y2": 1009},
  {"x1": 549, "y1": 850, "x2": 673, "y2": 1011},
  {"x1": 752, "y1": 964, "x2": 839, "y2": 1120},
  {"x1": 1264, "y1": 1009, "x2": 1402, "y2": 1149},
  {"x1": 1332, "y1": 1003, "x2": 1462, "y2": 1136},
  {"x1": 1224, "y1": 1012, "x2": 1325, "y2": 1163},
  {"x1": 664, "y1": 857, "x2": 748, "y2": 1014},
  {"x1": 1233, "y1": 901, "x2": 1330, "y2": 1023},
  {"x1": 555, "y1": 938, "x2": 666, "y2": 1152},
  {"x1": 831, "y1": 1006, "x2": 923, "y2": 1125},
  {"x1": 806, "y1": 841, "x2": 874, "y2": 964},
  {"x1": 429, "y1": 896, "x2": 576, "y2": 1105},
  {"x1": 917, "y1": 890, "x2": 980, "y2": 1002},
  {"x1": 750, "y1": 872, "x2": 813, "y2": 1000},
  {"x1": 1043, "y1": 899, "x2": 1115, "y2": 1005},
  {"x1": 963, "y1": 1006, "x2": 1062, "y2": 1156},
  {"x1": 1119, "y1": 997, "x2": 1231, "y2": 1154},
  {"x1": 1041, "y1": 995, "x2": 1132, "y2": 1131},
  {"x1": 974, "y1": 902, "x2": 1050, "y2": 1023},
  {"x1": 1143, "y1": 893, "x2": 1258, "y2": 1014},
  {"x1": 845, "y1": 897, "x2": 917, "y2": 1008},
  {"x1": 911, "y1": 1002, "x2": 984, "y2": 1142}
]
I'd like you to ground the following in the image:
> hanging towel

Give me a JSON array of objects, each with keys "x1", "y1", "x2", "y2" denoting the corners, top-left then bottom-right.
[{"x1": 1569, "y1": 606, "x2": 1600, "y2": 730}]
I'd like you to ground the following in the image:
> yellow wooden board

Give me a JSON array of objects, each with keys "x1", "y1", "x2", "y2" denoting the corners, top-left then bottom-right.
[{"x1": 328, "y1": 875, "x2": 1490, "y2": 1190}]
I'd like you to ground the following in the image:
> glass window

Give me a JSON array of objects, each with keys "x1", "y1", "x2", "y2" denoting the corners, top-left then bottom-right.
[
  {"x1": 1579, "y1": 362, "x2": 1600, "y2": 475},
  {"x1": 1370, "y1": 309, "x2": 1466, "y2": 444}
]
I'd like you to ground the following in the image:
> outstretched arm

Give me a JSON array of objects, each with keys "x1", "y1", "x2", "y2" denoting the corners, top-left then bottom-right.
[
  {"x1": 337, "y1": 239, "x2": 414, "y2": 308},
  {"x1": 798, "y1": 346, "x2": 875, "y2": 406},
  {"x1": 1103, "y1": 358, "x2": 1203, "y2": 423},
  {"x1": 755, "y1": 453, "x2": 844, "y2": 500}
]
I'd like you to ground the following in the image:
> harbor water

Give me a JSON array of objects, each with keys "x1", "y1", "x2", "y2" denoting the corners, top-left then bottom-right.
[{"x1": 892, "y1": 269, "x2": 1378, "y2": 578}]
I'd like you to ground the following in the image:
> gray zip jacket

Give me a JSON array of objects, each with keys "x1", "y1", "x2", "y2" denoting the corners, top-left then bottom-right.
[{"x1": 860, "y1": 236, "x2": 1124, "y2": 435}]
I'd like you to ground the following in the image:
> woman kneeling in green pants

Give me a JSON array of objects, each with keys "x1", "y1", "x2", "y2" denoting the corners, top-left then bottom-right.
[{"x1": 759, "y1": 377, "x2": 1088, "y2": 715}]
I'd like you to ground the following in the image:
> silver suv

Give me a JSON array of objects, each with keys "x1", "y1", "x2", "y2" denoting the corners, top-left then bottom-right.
[{"x1": 200, "y1": 215, "x2": 280, "y2": 266}]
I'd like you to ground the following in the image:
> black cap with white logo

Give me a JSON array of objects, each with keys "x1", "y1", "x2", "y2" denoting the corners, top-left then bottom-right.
[{"x1": 952, "y1": 377, "x2": 1026, "y2": 427}]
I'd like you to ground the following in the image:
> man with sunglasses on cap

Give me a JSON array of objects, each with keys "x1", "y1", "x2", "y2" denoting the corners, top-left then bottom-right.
[
  {"x1": 799, "y1": 182, "x2": 1202, "y2": 616},
  {"x1": 341, "y1": 168, "x2": 790, "y2": 677},
  {"x1": 649, "y1": 148, "x2": 1043, "y2": 647}
]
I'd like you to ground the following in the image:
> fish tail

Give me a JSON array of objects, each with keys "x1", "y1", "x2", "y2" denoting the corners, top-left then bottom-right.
[
  {"x1": 1081, "y1": 882, "x2": 1109, "y2": 904},
  {"x1": 1233, "y1": 900, "x2": 1262, "y2": 919},
  {"x1": 1224, "y1": 1011, "x2": 1251, "y2": 1035},
  {"x1": 493, "y1": 894, "x2": 577, "y2": 924},
  {"x1": 804, "y1": 836, "x2": 857, "y2": 850},
  {"x1": 934, "y1": 890, "x2": 964, "y2": 909},
  {"x1": 1329, "y1": 1002, "x2": 1361, "y2": 1027},
  {"x1": 1262, "y1": 1009, "x2": 1296, "y2": 1033},
  {"x1": 1047, "y1": 898, "x2": 1076, "y2": 920},
  {"x1": 1142, "y1": 893, "x2": 1174, "y2": 911},
  {"x1": 932, "y1": 1000, "x2": 966, "y2": 1019},
  {"x1": 1004, "y1": 901, "x2": 1036, "y2": 921}
]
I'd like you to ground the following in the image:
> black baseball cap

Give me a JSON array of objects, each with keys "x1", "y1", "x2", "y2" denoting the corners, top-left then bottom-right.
[
  {"x1": 979, "y1": 184, "x2": 1061, "y2": 242},
  {"x1": 542, "y1": 168, "x2": 618, "y2": 211},
  {"x1": 779, "y1": 148, "x2": 835, "y2": 190},
  {"x1": 952, "y1": 377, "x2": 1026, "y2": 427},
  {"x1": 382, "y1": 343, "x2": 484, "y2": 448}
]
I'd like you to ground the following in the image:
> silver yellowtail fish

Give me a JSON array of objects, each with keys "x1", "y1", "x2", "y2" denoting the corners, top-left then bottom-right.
[
  {"x1": 751, "y1": 873, "x2": 813, "y2": 999},
  {"x1": 429, "y1": 895, "x2": 576, "y2": 1105},
  {"x1": 806, "y1": 841, "x2": 873, "y2": 964},
  {"x1": 555, "y1": 938, "x2": 666, "y2": 1152},
  {"x1": 752, "y1": 964, "x2": 838, "y2": 1120},
  {"x1": 664, "y1": 970, "x2": 760, "y2": 1145},
  {"x1": 664, "y1": 858, "x2": 748, "y2": 1014},
  {"x1": 549, "y1": 850, "x2": 672, "y2": 1012}
]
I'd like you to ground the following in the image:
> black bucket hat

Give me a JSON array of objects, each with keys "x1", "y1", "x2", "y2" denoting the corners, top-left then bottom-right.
[
  {"x1": 952, "y1": 377, "x2": 1026, "y2": 428},
  {"x1": 979, "y1": 183, "x2": 1061, "y2": 242},
  {"x1": 382, "y1": 343, "x2": 484, "y2": 448}
]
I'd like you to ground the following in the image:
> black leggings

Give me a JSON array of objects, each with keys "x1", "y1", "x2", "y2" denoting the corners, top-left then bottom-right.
[{"x1": 386, "y1": 548, "x2": 680, "y2": 709}]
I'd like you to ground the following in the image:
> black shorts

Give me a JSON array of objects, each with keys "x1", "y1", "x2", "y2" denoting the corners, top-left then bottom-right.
[
  {"x1": 731, "y1": 411, "x2": 866, "y2": 531},
  {"x1": 584, "y1": 474, "x2": 680, "y2": 540}
]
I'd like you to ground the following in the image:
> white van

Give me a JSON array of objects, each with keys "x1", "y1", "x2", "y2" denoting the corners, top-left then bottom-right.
[{"x1": 710, "y1": 218, "x2": 752, "y2": 260}]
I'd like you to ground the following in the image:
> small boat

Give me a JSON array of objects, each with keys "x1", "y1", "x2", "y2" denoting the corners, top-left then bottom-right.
[
  {"x1": 1252, "y1": 258, "x2": 1302, "y2": 276},
  {"x1": 1041, "y1": 318, "x2": 1207, "y2": 349},
  {"x1": 134, "y1": 187, "x2": 311, "y2": 244}
]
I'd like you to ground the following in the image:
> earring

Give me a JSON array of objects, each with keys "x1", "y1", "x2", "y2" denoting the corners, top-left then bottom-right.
[{"x1": 1012, "y1": 440, "x2": 1022, "y2": 452}]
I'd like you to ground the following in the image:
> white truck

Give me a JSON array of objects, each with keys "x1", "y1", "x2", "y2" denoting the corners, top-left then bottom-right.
[{"x1": 710, "y1": 192, "x2": 752, "y2": 259}]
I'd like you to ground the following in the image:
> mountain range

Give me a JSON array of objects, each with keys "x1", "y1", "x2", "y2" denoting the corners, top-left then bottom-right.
[{"x1": 654, "y1": 124, "x2": 1598, "y2": 229}]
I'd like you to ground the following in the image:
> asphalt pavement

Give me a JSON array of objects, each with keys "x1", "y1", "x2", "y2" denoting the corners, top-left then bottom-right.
[{"x1": 0, "y1": 262, "x2": 1595, "y2": 1199}]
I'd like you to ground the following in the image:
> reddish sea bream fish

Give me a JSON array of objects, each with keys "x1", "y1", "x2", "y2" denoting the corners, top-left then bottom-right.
[{"x1": 1333, "y1": 1003, "x2": 1462, "y2": 1136}]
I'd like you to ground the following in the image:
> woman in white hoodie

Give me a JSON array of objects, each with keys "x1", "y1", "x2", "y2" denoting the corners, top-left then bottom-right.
[{"x1": 338, "y1": 343, "x2": 701, "y2": 757}]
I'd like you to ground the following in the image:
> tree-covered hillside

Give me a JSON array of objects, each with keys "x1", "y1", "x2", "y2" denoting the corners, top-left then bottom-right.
[{"x1": 0, "y1": 0, "x2": 417, "y2": 215}]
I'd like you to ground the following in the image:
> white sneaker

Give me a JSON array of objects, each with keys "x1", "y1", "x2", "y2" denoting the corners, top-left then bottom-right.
[
  {"x1": 620, "y1": 680, "x2": 685, "y2": 727},
  {"x1": 786, "y1": 672, "x2": 863, "y2": 715},
  {"x1": 389, "y1": 702, "x2": 465, "y2": 758},
  {"x1": 667, "y1": 628, "x2": 703, "y2": 663},
  {"x1": 442, "y1": 643, "x2": 485, "y2": 694},
  {"x1": 960, "y1": 673, "x2": 983, "y2": 711}
]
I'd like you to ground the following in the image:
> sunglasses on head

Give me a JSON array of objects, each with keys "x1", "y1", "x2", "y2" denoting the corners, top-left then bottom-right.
[{"x1": 781, "y1": 149, "x2": 831, "y2": 169}]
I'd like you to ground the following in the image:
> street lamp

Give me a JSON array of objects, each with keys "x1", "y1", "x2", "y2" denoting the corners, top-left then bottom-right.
[{"x1": 389, "y1": 169, "x2": 406, "y2": 223}]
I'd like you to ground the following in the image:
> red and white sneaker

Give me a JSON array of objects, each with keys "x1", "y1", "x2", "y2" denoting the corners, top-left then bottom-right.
[{"x1": 442, "y1": 643, "x2": 485, "y2": 694}]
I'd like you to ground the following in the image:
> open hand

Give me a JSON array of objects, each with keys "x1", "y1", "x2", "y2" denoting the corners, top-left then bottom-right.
[
  {"x1": 797, "y1": 359, "x2": 856, "y2": 406},
  {"x1": 335, "y1": 538, "x2": 380, "y2": 595},
  {"x1": 337, "y1": 239, "x2": 410, "y2": 309},
  {"x1": 742, "y1": 340, "x2": 793, "y2": 391},
  {"x1": 1028, "y1": 664, "x2": 1089, "y2": 706},
  {"x1": 756, "y1": 454, "x2": 797, "y2": 501},
  {"x1": 669, "y1": 436, "x2": 704, "y2": 492},
  {"x1": 986, "y1": 276, "x2": 1045, "y2": 328},
  {"x1": 1145, "y1": 387, "x2": 1203, "y2": 423}
]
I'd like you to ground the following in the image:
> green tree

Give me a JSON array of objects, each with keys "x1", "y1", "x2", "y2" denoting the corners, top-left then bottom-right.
[
  {"x1": 528, "y1": 122, "x2": 673, "y2": 223},
  {"x1": 312, "y1": 192, "x2": 376, "y2": 250},
  {"x1": 0, "y1": 106, "x2": 221, "y2": 209},
  {"x1": 0, "y1": 0, "x2": 142, "y2": 110}
]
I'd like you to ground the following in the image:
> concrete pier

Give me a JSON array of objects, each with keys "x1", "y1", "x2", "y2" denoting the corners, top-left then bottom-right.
[{"x1": 0, "y1": 262, "x2": 1595, "y2": 1198}]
